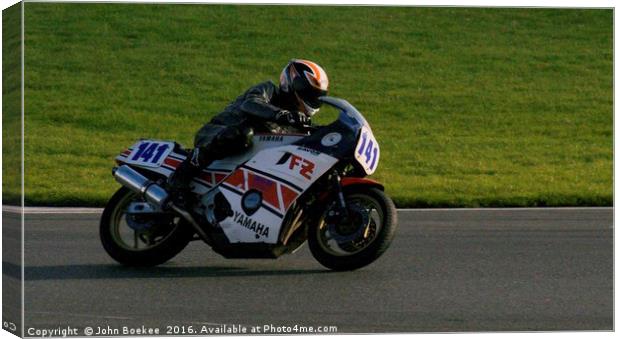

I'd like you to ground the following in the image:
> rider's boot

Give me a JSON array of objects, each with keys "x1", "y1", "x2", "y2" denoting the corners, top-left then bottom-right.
[{"x1": 167, "y1": 149, "x2": 202, "y2": 210}]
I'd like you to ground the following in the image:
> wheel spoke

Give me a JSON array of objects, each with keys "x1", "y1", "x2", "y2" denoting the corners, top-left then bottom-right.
[
  {"x1": 108, "y1": 190, "x2": 183, "y2": 254},
  {"x1": 363, "y1": 224, "x2": 371, "y2": 238},
  {"x1": 317, "y1": 193, "x2": 386, "y2": 257},
  {"x1": 324, "y1": 229, "x2": 335, "y2": 241}
]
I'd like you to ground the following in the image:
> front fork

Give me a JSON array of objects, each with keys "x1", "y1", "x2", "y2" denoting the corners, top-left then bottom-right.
[{"x1": 325, "y1": 171, "x2": 350, "y2": 224}]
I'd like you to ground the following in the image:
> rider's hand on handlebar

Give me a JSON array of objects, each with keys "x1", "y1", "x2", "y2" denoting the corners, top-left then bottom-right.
[
  {"x1": 275, "y1": 110, "x2": 293, "y2": 124},
  {"x1": 276, "y1": 110, "x2": 311, "y2": 127},
  {"x1": 292, "y1": 111, "x2": 311, "y2": 127}
]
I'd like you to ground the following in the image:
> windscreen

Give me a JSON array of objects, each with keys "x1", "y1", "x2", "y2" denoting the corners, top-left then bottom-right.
[{"x1": 319, "y1": 96, "x2": 369, "y2": 131}]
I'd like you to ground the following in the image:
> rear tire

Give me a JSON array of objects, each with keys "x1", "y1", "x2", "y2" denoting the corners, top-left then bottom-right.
[
  {"x1": 100, "y1": 187, "x2": 194, "y2": 267},
  {"x1": 308, "y1": 186, "x2": 397, "y2": 271}
]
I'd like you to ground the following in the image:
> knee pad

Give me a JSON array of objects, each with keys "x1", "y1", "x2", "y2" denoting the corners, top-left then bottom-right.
[
  {"x1": 239, "y1": 126, "x2": 254, "y2": 149},
  {"x1": 215, "y1": 125, "x2": 254, "y2": 154}
]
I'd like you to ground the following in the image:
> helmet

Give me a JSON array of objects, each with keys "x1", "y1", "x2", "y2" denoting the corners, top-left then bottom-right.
[{"x1": 279, "y1": 59, "x2": 329, "y2": 117}]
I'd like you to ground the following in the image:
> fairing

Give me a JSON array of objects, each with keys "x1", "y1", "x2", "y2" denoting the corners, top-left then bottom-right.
[{"x1": 113, "y1": 96, "x2": 380, "y2": 256}]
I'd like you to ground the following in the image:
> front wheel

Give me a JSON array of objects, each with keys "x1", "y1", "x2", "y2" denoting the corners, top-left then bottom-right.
[
  {"x1": 100, "y1": 186, "x2": 194, "y2": 266},
  {"x1": 308, "y1": 187, "x2": 397, "y2": 271}
]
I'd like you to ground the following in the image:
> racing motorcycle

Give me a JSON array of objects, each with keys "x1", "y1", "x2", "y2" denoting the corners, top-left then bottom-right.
[{"x1": 100, "y1": 97, "x2": 397, "y2": 271}]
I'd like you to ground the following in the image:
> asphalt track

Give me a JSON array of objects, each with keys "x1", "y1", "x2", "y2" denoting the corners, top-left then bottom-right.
[{"x1": 4, "y1": 208, "x2": 613, "y2": 334}]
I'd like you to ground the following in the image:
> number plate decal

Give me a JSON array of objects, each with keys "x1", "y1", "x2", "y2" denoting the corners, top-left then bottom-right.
[
  {"x1": 354, "y1": 126, "x2": 380, "y2": 175},
  {"x1": 125, "y1": 140, "x2": 174, "y2": 168}
]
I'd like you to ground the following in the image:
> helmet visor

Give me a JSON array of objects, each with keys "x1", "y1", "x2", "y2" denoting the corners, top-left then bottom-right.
[
  {"x1": 302, "y1": 95, "x2": 322, "y2": 110},
  {"x1": 297, "y1": 86, "x2": 326, "y2": 109}
]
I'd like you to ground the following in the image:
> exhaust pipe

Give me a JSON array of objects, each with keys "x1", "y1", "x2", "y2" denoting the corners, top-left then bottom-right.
[
  {"x1": 113, "y1": 165, "x2": 169, "y2": 208},
  {"x1": 113, "y1": 165, "x2": 214, "y2": 245}
]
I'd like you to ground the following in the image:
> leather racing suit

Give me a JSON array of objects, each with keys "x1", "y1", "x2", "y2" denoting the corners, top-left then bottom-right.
[
  {"x1": 192, "y1": 80, "x2": 306, "y2": 166},
  {"x1": 168, "y1": 81, "x2": 308, "y2": 197}
]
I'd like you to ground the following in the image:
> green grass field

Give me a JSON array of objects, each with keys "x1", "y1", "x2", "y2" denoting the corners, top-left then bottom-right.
[
  {"x1": 3, "y1": 4, "x2": 22, "y2": 206},
  {"x1": 6, "y1": 4, "x2": 613, "y2": 207}
]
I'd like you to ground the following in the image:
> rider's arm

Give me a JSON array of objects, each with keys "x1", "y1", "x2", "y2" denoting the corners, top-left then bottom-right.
[{"x1": 239, "y1": 81, "x2": 284, "y2": 120}]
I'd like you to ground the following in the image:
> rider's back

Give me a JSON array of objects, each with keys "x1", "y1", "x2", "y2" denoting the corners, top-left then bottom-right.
[{"x1": 210, "y1": 81, "x2": 305, "y2": 135}]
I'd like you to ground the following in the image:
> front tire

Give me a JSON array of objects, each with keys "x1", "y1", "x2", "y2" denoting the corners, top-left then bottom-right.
[
  {"x1": 308, "y1": 186, "x2": 397, "y2": 271},
  {"x1": 100, "y1": 186, "x2": 194, "y2": 266}
]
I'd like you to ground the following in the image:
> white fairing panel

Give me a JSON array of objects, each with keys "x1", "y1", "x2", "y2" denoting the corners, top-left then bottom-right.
[
  {"x1": 218, "y1": 189, "x2": 280, "y2": 243},
  {"x1": 217, "y1": 145, "x2": 338, "y2": 244},
  {"x1": 245, "y1": 145, "x2": 338, "y2": 192}
]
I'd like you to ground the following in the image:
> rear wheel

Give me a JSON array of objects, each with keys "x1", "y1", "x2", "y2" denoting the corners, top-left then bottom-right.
[
  {"x1": 308, "y1": 186, "x2": 397, "y2": 271},
  {"x1": 100, "y1": 187, "x2": 194, "y2": 266}
]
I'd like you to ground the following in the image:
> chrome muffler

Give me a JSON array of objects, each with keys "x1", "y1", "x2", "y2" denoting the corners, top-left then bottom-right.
[
  {"x1": 113, "y1": 165, "x2": 169, "y2": 208},
  {"x1": 112, "y1": 165, "x2": 214, "y2": 245}
]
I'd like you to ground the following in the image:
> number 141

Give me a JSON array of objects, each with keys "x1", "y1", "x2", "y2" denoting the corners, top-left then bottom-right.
[{"x1": 131, "y1": 142, "x2": 169, "y2": 164}]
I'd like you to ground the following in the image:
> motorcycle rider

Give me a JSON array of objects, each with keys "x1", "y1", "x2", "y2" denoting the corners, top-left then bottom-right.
[{"x1": 168, "y1": 59, "x2": 330, "y2": 207}]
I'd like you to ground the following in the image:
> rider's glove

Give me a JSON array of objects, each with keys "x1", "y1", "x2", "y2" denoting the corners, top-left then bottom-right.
[
  {"x1": 275, "y1": 110, "x2": 294, "y2": 124},
  {"x1": 275, "y1": 110, "x2": 310, "y2": 127},
  {"x1": 292, "y1": 111, "x2": 311, "y2": 127}
]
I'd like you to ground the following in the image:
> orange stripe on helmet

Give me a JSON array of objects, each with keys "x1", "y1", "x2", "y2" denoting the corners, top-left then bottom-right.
[
  {"x1": 296, "y1": 59, "x2": 329, "y2": 91},
  {"x1": 297, "y1": 59, "x2": 322, "y2": 81}
]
